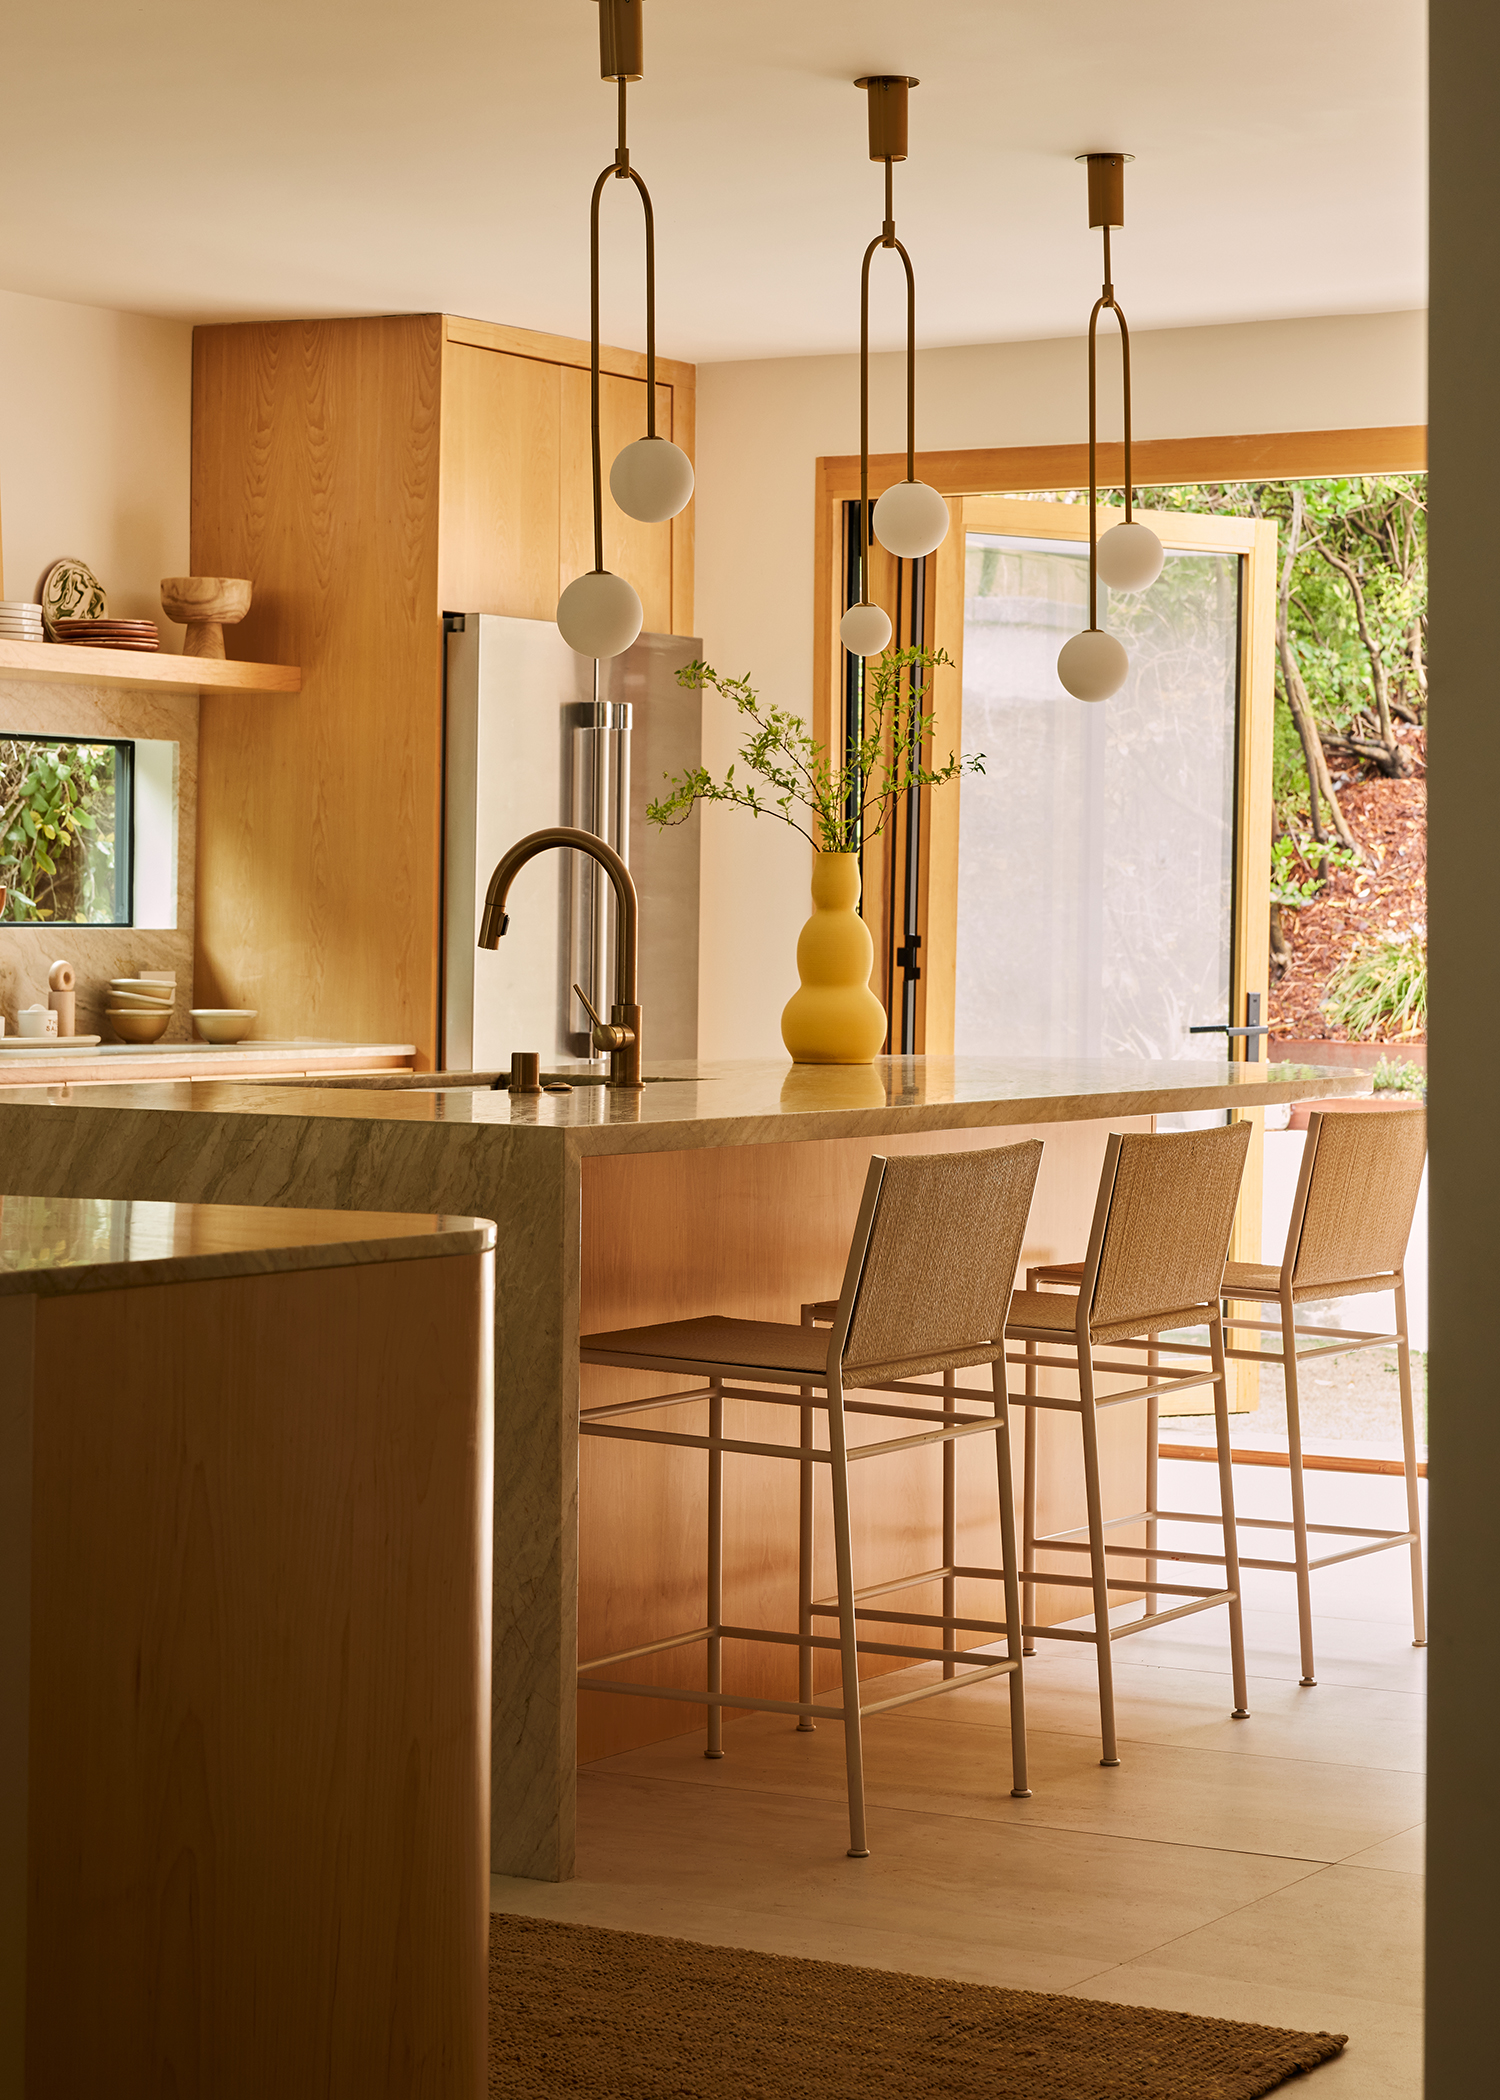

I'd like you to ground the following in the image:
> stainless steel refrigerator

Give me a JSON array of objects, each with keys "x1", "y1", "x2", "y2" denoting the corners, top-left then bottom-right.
[{"x1": 442, "y1": 613, "x2": 703, "y2": 1072}]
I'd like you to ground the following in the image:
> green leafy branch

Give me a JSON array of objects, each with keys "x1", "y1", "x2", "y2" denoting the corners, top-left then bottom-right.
[{"x1": 647, "y1": 646, "x2": 981, "y2": 854}]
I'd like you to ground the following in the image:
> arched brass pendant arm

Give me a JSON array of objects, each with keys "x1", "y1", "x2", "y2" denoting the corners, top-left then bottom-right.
[
  {"x1": 855, "y1": 214, "x2": 917, "y2": 600},
  {"x1": 586, "y1": 93, "x2": 657, "y2": 574},
  {"x1": 1084, "y1": 222, "x2": 1133, "y2": 633}
]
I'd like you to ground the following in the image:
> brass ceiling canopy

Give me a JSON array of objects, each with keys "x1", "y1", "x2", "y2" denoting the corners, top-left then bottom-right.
[
  {"x1": 597, "y1": 0, "x2": 643, "y2": 82},
  {"x1": 555, "y1": 1, "x2": 695, "y2": 661},
  {"x1": 838, "y1": 75, "x2": 950, "y2": 661},
  {"x1": 1055, "y1": 151, "x2": 1164, "y2": 704},
  {"x1": 854, "y1": 75, "x2": 919, "y2": 164}
]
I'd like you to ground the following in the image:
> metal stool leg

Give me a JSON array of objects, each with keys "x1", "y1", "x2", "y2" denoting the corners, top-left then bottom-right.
[
  {"x1": 943, "y1": 1368, "x2": 957, "y2": 1680},
  {"x1": 1280, "y1": 1290, "x2": 1318, "y2": 1686},
  {"x1": 706, "y1": 1376, "x2": 725, "y2": 1757},
  {"x1": 1211, "y1": 1311, "x2": 1250, "y2": 1718},
  {"x1": 991, "y1": 1360, "x2": 1031, "y2": 1797},
  {"x1": 797, "y1": 1307, "x2": 817, "y2": 1729},
  {"x1": 1077, "y1": 1343, "x2": 1120, "y2": 1766},
  {"x1": 1395, "y1": 1272, "x2": 1427, "y2": 1648},
  {"x1": 826, "y1": 1369, "x2": 869, "y2": 1857},
  {"x1": 1145, "y1": 1329, "x2": 1160, "y2": 1621},
  {"x1": 1023, "y1": 1332, "x2": 1039, "y2": 1657}
]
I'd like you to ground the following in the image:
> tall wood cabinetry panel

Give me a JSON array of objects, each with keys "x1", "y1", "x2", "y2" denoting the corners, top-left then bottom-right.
[
  {"x1": 192, "y1": 315, "x2": 447, "y2": 1058},
  {"x1": 438, "y1": 317, "x2": 693, "y2": 637},
  {"x1": 194, "y1": 314, "x2": 695, "y2": 1067}
]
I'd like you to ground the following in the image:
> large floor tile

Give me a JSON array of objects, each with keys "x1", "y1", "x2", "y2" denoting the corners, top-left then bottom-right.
[
  {"x1": 1072, "y1": 1962, "x2": 1422, "y2": 2096},
  {"x1": 591, "y1": 1707, "x2": 1425, "y2": 1862},
  {"x1": 1113, "y1": 1862, "x2": 1423, "y2": 2007},
  {"x1": 854, "y1": 1643, "x2": 1426, "y2": 1772},
  {"x1": 1341, "y1": 1823, "x2": 1425, "y2": 1874},
  {"x1": 494, "y1": 1765, "x2": 1323, "y2": 1984}
]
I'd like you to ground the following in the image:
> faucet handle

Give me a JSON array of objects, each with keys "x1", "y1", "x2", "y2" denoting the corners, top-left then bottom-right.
[{"x1": 573, "y1": 983, "x2": 631, "y2": 1052}]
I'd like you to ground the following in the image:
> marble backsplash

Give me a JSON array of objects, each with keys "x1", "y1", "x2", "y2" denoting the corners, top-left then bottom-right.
[{"x1": 0, "y1": 674, "x2": 197, "y2": 1040}]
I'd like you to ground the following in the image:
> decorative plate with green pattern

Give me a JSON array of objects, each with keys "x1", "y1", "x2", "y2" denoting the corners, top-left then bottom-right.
[{"x1": 39, "y1": 558, "x2": 107, "y2": 639}]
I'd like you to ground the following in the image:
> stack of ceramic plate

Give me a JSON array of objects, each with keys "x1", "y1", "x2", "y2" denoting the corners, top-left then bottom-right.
[
  {"x1": 108, "y1": 974, "x2": 176, "y2": 1042},
  {"x1": 0, "y1": 601, "x2": 45, "y2": 643},
  {"x1": 55, "y1": 618, "x2": 159, "y2": 652}
]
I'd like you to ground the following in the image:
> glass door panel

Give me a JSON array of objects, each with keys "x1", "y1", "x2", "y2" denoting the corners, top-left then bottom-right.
[{"x1": 956, "y1": 529, "x2": 1241, "y2": 1061}]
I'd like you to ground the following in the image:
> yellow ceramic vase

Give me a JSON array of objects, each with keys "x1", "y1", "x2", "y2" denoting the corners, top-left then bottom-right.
[{"x1": 780, "y1": 851, "x2": 888, "y2": 1064}]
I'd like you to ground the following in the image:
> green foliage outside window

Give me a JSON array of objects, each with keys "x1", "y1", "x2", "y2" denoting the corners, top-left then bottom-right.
[{"x1": 0, "y1": 737, "x2": 122, "y2": 923}]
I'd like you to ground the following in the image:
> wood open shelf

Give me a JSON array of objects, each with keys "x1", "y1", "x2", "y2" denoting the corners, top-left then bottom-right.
[{"x1": 0, "y1": 637, "x2": 300, "y2": 694}]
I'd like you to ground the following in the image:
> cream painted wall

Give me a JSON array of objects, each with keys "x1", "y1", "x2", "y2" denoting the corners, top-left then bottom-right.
[
  {"x1": 0, "y1": 287, "x2": 191, "y2": 633},
  {"x1": 0, "y1": 287, "x2": 194, "y2": 1013},
  {"x1": 691, "y1": 308, "x2": 1427, "y2": 1059}
]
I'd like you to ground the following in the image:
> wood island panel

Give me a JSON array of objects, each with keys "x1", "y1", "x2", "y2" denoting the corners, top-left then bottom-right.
[
  {"x1": 13, "y1": 1250, "x2": 492, "y2": 2098},
  {"x1": 577, "y1": 1116, "x2": 1150, "y2": 1762}
]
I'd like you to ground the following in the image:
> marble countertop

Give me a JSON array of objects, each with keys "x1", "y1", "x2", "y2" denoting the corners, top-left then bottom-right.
[
  {"x1": 0, "y1": 1054, "x2": 1372, "y2": 1159},
  {"x1": 0, "y1": 1191, "x2": 495, "y2": 1299}
]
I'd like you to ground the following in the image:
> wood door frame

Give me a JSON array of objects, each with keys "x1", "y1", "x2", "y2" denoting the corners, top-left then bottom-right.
[{"x1": 812, "y1": 424, "x2": 1428, "y2": 1043}]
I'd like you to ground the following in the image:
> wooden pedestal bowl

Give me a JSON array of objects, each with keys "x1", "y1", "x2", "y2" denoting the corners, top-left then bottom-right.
[{"x1": 160, "y1": 576, "x2": 252, "y2": 660}]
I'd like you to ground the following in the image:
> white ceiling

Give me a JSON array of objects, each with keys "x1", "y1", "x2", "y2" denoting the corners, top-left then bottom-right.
[{"x1": 0, "y1": 1, "x2": 1425, "y2": 362}]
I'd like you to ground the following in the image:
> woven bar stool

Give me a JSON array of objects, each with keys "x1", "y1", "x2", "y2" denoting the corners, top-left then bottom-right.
[
  {"x1": 1032, "y1": 1108, "x2": 1428, "y2": 1691},
  {"x1": 578, "y1": 1141, "x2": 1043, "y2": 1859},
  {"x1": 1191, "y1": 1107, "x2": 1427, "y2": 1685},
  {"x1": 1007, "y1": 1123, "x2": 1253, "y2": 1765}
]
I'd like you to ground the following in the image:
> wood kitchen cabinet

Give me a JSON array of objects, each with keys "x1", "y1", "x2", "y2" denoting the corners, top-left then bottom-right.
[{"x1": 190, "y1": 313, "x2": 694, "y2": 1065}]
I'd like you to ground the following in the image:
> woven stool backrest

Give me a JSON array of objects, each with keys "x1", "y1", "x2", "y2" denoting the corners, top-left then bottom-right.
[
  {"x1": 841, "y1": 1141, "x2": 1044, "y2": 1384},
  {"x1": 1290, "y1": 1108, "x2": 1427, "y2": 1291},
  {"x1": 1088, "y1": 1122, "x2": 1251, "y2": 1330}
]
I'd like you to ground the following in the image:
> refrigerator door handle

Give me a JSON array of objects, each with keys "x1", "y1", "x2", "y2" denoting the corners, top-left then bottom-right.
[{"x1": 568, "y1": 699, "x2": 633, "y2": 1057}]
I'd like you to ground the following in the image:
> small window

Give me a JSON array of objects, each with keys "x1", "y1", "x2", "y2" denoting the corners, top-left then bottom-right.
[{"x1": 0, "y1": 735, "x2": 134, "y2": 926}]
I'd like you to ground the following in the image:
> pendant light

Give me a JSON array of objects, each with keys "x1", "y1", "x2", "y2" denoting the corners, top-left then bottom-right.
[
  {"x1": 1056, "y1": 152, "x2": 1164, "y2": 703},
  {"x1": 840, "y1": 75, "x2": 949, "y2": 660},
  {"x1": 556, "y1": 0, "x2": 694, "y2": 661}
]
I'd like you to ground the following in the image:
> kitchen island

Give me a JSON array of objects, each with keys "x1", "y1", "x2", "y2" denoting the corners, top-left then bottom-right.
[
  {"x1": 1, "y1": 1191, "x2": 493, "y2": 2096},
  {"x1": 0, "y1": 1054, "x2": 1363, "y2": 1882}
]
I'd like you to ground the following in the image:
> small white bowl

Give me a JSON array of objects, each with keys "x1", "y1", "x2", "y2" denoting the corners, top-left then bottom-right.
[
  {"x1": 108, "y1": 1007, "x2": 173, "y2": 1044},
  {"x1": 191, "y1": 1009, "x2": 257, "y2": 1044},
  {"x1": 111, "y1": 977, "x2": 176, "y2": 995}
]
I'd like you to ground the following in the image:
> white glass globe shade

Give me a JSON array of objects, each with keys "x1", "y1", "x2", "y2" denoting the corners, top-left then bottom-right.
[
  {"x1": 1057, "y1": 627, "x2": 1129, "y2": 703},
  {"x1": 556, "y1": 569, "x2": 643, "y2": 659},
  {"x1": 840, "y1": 601, "x2": 892, "y2": 657},
  {"x1": 609, "y1": 436, "x2": 695, "y2": 524},
  {"x1": 1096, "y1": 519, "x2": 1165, "y2": 592},
  {"x1": 872, "y1": 478, "x2": 950, "y2": 559}
]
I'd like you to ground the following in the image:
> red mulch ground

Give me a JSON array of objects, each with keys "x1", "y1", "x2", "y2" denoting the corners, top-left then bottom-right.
[{"x1": 1269, "y1": 724, "x2": 1426, "y2": 1046}]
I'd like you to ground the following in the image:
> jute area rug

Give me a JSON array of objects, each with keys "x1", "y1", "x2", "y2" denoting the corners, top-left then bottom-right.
[{"x1": 489, "y1": 1913, "x2": 1347, "y2": 2098}]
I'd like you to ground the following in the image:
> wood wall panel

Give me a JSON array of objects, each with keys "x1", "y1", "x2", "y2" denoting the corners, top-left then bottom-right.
[
  {"x1": 577, "y1": 1116, "x2": 1150, "y2": 1761},
  {"x1": 192, "y1": 316, "x2": 447, "y2": 1063},
  {"x1": 438, "y1": 342, "x2": 562, "y2": 620},
  {"x1": 21, "y1": 1252, "x2": 491, "y2": 2095},
  {"x1": 558, "y1": 369, "x2": 678, "y2": 635}
]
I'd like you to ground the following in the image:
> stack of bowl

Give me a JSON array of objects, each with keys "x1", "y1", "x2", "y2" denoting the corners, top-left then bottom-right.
[
  {"x1": 108, "y1": 975, "x2": 176, "y2": 1042},
  {"x1": 0, "y1": 601, "x2": 45, "y2": 645}
]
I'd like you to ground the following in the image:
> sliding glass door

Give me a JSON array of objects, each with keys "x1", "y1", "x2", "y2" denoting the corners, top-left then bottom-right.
[{"x1": 956, "y1": 517, "x2": 1243, "y2": 1061}]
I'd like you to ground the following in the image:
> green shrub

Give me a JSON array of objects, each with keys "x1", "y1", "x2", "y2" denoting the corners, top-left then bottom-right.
[
  {"x1": 1372, "y1": 1055, "x2": 1426, "y2": 1095},
  {"x1": 1322, "y1": 931, "x2": 1427, "y2": 1040}
]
